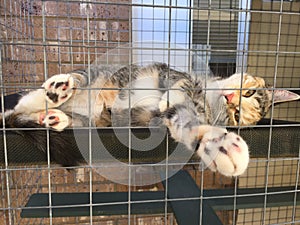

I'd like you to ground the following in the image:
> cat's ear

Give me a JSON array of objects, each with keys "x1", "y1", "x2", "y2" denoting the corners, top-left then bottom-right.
[{"x1": 269, "y1": 89, "x2": 300, "y2": 104}]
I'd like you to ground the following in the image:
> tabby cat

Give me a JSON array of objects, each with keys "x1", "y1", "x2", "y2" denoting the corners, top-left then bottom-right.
[{"x1": 2, "y1": 63, "x2": 299, "y2": 176}]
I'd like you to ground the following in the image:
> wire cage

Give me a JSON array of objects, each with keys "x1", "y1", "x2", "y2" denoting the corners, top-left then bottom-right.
[{"x1": 0, "y1": 0, "x2": 300, "y2": 225}]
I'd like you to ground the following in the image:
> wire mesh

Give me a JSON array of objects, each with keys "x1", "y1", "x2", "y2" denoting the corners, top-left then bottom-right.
[{"x1": 0, "y1": 0, "x2": 300, "y2": 224}]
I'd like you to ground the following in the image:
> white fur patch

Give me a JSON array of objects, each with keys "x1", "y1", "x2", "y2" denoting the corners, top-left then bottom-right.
[
  {"x1": 15, "y1": 89, "x2": 47, "y2": 113},
  {"x1": 114, "y1": 75, "x2": 162, "y2": 110},
  {"x1": 159, "y1": 90, "x2": 186, "y2": 112}
]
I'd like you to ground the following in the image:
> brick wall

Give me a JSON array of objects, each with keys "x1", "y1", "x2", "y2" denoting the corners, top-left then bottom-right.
[{"x1": 1, "y1": 0, "x2": 130, "y2": 93}]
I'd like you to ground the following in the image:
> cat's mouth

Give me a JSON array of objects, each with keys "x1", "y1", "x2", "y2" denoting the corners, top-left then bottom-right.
[{"x1": 225, "y1": 106, "x2": 240, "y2": 126}]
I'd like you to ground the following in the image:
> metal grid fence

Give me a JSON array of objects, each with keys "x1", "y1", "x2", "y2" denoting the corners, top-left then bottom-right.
[{"x1": 1, "y1": 0, "x2": 300, "y2": 224}]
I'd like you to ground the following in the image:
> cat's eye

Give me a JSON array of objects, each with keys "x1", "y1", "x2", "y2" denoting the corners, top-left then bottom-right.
[
  {"x1": 243, "y1": 90, "x2": 256, "y2": 98},
  {"x1": 234, "y1": 110, "x2": 240, "y2": 122}
]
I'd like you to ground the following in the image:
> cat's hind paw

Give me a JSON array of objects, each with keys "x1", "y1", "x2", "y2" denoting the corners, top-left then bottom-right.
[
  {"x1": 196, "y1": 127, "x2": 249, "y2": 177},
  {"x1": 39, "y1": 109, "x2": 70, "y2": 131},
  {"x1": 43, "y1": 74, "x2": 74, "y2": 107}
]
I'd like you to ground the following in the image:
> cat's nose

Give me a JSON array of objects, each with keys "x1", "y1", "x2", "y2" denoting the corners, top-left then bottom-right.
[{"x1": 224, "y1": 93, "x2": 235, "y2": 103}]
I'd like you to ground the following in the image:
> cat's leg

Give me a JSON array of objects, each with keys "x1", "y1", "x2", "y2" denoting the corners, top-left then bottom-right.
[
  {"x1": 14, "y1": 73, "x2": 77, "y2": 114},
  {"x1": 17, "y1": 109, "x2": 70, "y2": 131},
  {"x1": 14, "y1": 89, "x2": 52, "y2": 114},
  {"x1": 162, "y1": 105, "x2": 249, "y2": 177}
]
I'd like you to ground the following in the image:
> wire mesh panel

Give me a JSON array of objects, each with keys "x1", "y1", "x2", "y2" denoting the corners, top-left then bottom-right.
[{"x1": 0, "y1": 0, "x2": 300, "y2": 225}]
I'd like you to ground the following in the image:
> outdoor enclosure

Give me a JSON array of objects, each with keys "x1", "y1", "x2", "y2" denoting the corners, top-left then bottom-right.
[{"x1": 1, "y1": 0, "x2": 300, "y2": 224}]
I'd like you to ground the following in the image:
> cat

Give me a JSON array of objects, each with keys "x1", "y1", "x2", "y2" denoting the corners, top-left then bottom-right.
[{"x1": 1, "y1": 63, "x2": 299, "y2": 176}]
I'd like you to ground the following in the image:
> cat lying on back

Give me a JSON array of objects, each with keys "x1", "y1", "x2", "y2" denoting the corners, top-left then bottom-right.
[{"x1": 2, "y1": 63, "x2": 299, "y2": 176}]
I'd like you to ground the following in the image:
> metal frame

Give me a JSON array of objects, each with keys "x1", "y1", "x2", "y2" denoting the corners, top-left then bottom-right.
[
  {"x1": 1, "y1": 0, "x2": 300, "y2": 224},
  {"x1": 21, "y1": 171, "x2": 300, "y2": 225}
]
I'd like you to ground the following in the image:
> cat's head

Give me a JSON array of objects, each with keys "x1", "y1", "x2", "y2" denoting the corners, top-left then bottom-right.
[{"x1": 222, "y1": 73, "x2": 300, "y2": 126}]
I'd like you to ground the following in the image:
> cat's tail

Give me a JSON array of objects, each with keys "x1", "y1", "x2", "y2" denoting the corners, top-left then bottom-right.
[{"x1": 0, "y1": 110, "x2": 83, "y2": 167}]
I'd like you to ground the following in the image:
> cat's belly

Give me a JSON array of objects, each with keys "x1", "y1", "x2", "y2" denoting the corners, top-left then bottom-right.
[{"x1": 60, "y1": 90, "x2": 100, "y2": 118}]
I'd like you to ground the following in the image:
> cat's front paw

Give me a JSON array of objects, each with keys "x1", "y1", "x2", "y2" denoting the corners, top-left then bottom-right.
[
  {"x1": 39, "y1": 109, "x2": 70, "y2": 131},
  {"x1": 43, "y1": 74, "x2": 74, "y2": 107},
  {"x1": 196, "y1": 127, "x2": 249, "y2": 176}
]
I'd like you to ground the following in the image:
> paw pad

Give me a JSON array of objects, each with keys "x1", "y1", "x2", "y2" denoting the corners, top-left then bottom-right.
[
  {"x1": 39, "y1": 109, "x2": 69, "y2": 131},
  {"x1": 43, "y1": 74, "x2": 74, "y2": 107},
  {"x1": 196, "y1": 127, "x2": 249, "y2": 177}
]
